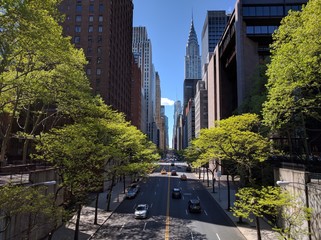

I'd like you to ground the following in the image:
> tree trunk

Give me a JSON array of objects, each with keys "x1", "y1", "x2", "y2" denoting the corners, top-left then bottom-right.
[
  {"x1": 106, "y1": 175, "x2": 115, "y2": 211},
  {"x1": 74, "y1": 204, "x2": 82, "y2": 240},
  {"x1": 255, "y1": 216, "x2": 262, "y2": 240},
  {"x1": 206, "y1": 168, "x2": 209, "y2": 187},
  {"x1": 123, "y1": 175, "x2": 126, "y2": 194},
  {"x1": 94, "y1": 193, "x2": 99, "y2": 225},
  {"x1": 227, "y1": 174, "x2": 231, "y2": 211}
]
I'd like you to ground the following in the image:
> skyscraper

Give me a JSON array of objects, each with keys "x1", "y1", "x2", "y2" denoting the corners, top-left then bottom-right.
[
  {"x1": 185, "y1": 19, "x2": 202, "y2": 80},
  {"x1": 183, "y1": 18, "x2": 202, "y2": 109},
  {"x1": 59, "y1": 0, "x2": 133, "y2": 121},
  {"x1": 201, "y1": 11, "x2": 229, "y2": 75},
  {"x1": 182, "y1": 18, "x2": 202, "y2": 148},
  {"x1": 132, "y1": 27, "x2": 154, "y2": 136}
]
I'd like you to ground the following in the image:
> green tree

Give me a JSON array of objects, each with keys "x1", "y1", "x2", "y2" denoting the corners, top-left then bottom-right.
[
  {"x1": 263, "y1": 0, "x2": 321, "y2": 156},
  {"x1": 0, "y1": 0, "x2": 92, "y2": 165},
  {"x1": 232, "y1": 186, "x2": 289, "y2": 240},
  {"x1": 0, "y1": 184, "x2": 63, "y2": 239},
  {"x1": 34, "y1": 120, "x2": 110, "y2": 240},
  {"x1": 188, "y1": 114, "x2": 271, "y2": 186}
]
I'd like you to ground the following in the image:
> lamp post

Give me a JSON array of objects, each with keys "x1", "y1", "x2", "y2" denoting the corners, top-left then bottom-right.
[{"x1": 276, "y1": 180, "x2": 312, "y2": 240}]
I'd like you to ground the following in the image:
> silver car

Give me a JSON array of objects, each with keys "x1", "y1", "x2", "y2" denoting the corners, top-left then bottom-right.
[{"x1": 134, "y1": 204, "x2": 148, "y2": 219}]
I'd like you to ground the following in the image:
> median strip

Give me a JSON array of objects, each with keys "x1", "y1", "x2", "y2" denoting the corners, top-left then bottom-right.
[{"x1": 165, "y1": 166, "x2": 171, "y2": 239}]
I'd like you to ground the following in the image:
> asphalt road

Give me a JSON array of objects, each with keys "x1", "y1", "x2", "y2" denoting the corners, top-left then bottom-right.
[{"x1": 92, "y1": 163, "x2": 246, "y2": 240}]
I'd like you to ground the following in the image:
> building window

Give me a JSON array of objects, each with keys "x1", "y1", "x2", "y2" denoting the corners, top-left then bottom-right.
[
  {"x1": 75, "y1": 15, "x2": 81, "y2": 22},
  {"x1": 98, "y1": 15, "x2": 103, "y2": 22},
  {"x1": 98, "y1": 35, "x2": 102, "y2": 43},
  {"x1": 74, "y1": 36, "x2": 80, "y2": 43},
  {"x1": 96, "y1": 79, "x2": 100, "y2": 85},
  {"x1": 97, "y1": 47, "x2": 102, "y2": 54},
  {"x1": 88, "y1": 26, "x2": 93, "y2": 33},
  {"x1": 89, "y1": 15, "x2": 94, "y2": 22},
  {"x1": 96, "y1": 68, "x2": 101, "y2": 75},
  {"x1": 87, "y1": 47, "x2": 92, "y2": 55},
  {"x1": 99, "y1": 4, "x2": 104, "y2": 12},
  {"x1": 88, "y1": 36, "x2": 93, "y2": 45},
  {"x1": 98, "y1": 26, "x2": 103, "y2": 33},
  {"x1": 86, "y1": 69, "x2": 91, "y2": 75},
  {"x1": 89, "y1": 4, "x2": 94, "y2": 12},
  {"x1": 97, "y1": 57, "x2": 102, "y2": 64},
  {"x1": 75, "y1": 26, "x2": 81, "y2": 33},
  {"x1": 87, "y1": 57, "x2": 92, "y2": 64},
  {"x1": 76, "y1": 4, "x2": 82, "y2": 12}
]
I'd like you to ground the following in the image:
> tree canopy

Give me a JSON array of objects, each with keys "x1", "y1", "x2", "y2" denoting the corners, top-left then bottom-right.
[
  {"x1": 185, "y1": 114, "x2": 271, "y2": 185},
  {"x1": 263, "y1": 0, "x2": 321, "y2": 131}
]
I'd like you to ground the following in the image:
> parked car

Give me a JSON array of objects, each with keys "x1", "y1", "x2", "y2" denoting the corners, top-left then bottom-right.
[
  {"x1": 171, "y1": 162, "x2": 175, "y2": 166},
  {"x1": 188, "y1": 199, "x2": 201, "y2": 213},
  {"x1": 171, "y1": 170, "x2": 177, "y2": 176},
  {"x1": 134, "y1": 204, "x2": 149, "y2": 219},
  {"x1": 186, "y1": 166, "x2": 192, "y2": 172},
  {"x1": 126, "y1": 187, "x2": 138, "y2": 199},
  {"x1": 180, "y1": 174, "x2": 187, "y2": 181},
  {"x1": 161, "y1": 169, "x2": 167, "y2": 174},
  {"x1": 172, "y1": 188, "x2": 182, "y2": 199}
]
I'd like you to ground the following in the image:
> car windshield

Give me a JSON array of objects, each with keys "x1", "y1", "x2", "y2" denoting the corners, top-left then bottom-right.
[{"x1": 136, "y1": 206, "x2": 145, "y2": 211}]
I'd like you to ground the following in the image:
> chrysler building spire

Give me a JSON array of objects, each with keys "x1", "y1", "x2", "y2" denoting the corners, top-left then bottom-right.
[{"x1": 185, "y1": 17, "x2": 201, "y2": 79}]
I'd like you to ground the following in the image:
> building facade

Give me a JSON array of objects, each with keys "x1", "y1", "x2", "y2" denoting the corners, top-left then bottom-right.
[
  {"x1": 131, "y1": 55, "x2": 142, "y2": 130},
  {"x1": 59, "y1": 0, "x2": 133, "y2": 121},
  {"x1": 201, "y1": 11, "x2": 229, "y2": 75},
  {"x1": 132, "y1": 27, "x2": 155, "y2": 138},
  {"x1": 207, "y1": 0, "x2": 308, "y2": 128},
  {"x1": 194, "y1": 80, "x2": 208, "y2": 137}
]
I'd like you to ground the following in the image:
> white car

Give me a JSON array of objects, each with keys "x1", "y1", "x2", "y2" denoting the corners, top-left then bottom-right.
[{"x1": 134, "y1": 204, "x2": 149, "y2": 219}]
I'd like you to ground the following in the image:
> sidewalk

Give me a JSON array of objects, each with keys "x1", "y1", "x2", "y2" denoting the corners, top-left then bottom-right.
[
  {"x1": 194, "y1": 173, "x2": 280, "y2": 240},
  {"x1": 51, "y1": 178, "x2": 130, "y2": 240}
]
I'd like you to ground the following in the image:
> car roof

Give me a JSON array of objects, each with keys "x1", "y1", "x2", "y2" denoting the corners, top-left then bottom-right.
[
  {"x1": 172, "y1": 188, "x2": 180, "y2": 191},
  {"x1": 137, "y1": 204, "x2": 147, "y2": 207},
  {"x1": 189, "y1": 199, "x2": 200, "y2": 204}
]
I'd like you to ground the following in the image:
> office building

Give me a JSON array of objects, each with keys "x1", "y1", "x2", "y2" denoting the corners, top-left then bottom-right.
[
  {"x1": 59, "y1": 0, "x2": 133, "y2": 121},
  {"x1": 207, "y1": 0, "x2": 308, "y2": 127},
  {"x1": 201, "y1": 11, "x2": 229, "y2": 75},
  {"x1": 132, "y1": 27, "x2": 154, "y2": 138}
]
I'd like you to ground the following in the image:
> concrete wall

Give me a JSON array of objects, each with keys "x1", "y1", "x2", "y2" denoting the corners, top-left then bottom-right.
[
  {"x1": 0, "y1": 168, "x2": 63, "y2": 240},
  {"x1": 275, "y1": 168, "x2": 321, "y2": 240}
]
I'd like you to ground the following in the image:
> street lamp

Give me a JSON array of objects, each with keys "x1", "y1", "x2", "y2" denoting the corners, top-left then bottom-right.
[{"x1": 276, "y1": 180, "x2": 312, "y2": 240}]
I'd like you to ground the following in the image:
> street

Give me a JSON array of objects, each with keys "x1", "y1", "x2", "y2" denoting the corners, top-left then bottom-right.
[{"x1": 92, "y1": 163, "x2": 246, "y2": 240}]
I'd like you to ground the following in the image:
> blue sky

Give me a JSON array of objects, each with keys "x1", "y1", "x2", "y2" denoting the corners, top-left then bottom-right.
[{"x1": 133, "y1": 0, "x2": 236, "y2": 148}]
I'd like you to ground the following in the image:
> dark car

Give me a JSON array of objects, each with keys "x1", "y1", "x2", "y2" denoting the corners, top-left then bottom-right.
[
  {"x1": 172, "y1": 188, "x2": 182, "y2": 199},
  {"x1": 126, "y1": 187, "x2": 138, "y2": 199},
  {"x1": 171, "y1": 162, "x2": 175, "y2": 166},
  {"x1": 186, "y1": 166, "x2": 192, "y2": 172},
  {"x1": 171, "y1": 170, "x2": 177, "y2": 176},
  {"x1": 188, "y1": 199, "x2": 201, "y2": 213}
]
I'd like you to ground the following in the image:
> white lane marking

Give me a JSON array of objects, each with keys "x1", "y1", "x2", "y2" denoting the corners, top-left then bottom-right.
[
  {"x1": 191, "y1": 231, "x2": 194, "y2": 240},
  {"x1": 185, "y1": 209, "x2": 188, "y2": 215},
  {"x1": 133, "y1": 204, "x2": 136, "y2": 210},
  {"x1": 216, "y1": 233, "x2": 221, "y2": 240},
  {"x1": 192, "y1": 187, "x2": 195, "y2": 190},
  {"x1": 120, "y1": 223, "x2": 125, "y2": 231},
  {"x1": 154, "y1": 191, "x2": 157, "y2": 195},
  {"x1": 197, "y1": 196, "x2": 200, "y2": 200},
  {"x1": 182, "y1": 195, "x2": 185, "y2": 200},
  {"x1": 204, "y1": 210, "x2": 208, "y2": 216},
  {"x1": 143, "y1": 222, "x2": 147, "y2": 231},
  {"x1": 150, "y1": 203, "x2": 153, "y2": 208}
]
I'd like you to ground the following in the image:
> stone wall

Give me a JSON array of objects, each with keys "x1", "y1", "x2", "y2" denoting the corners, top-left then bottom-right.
[{"x1": 275, "y1": 168, "x2": 321, "y2": 240}]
